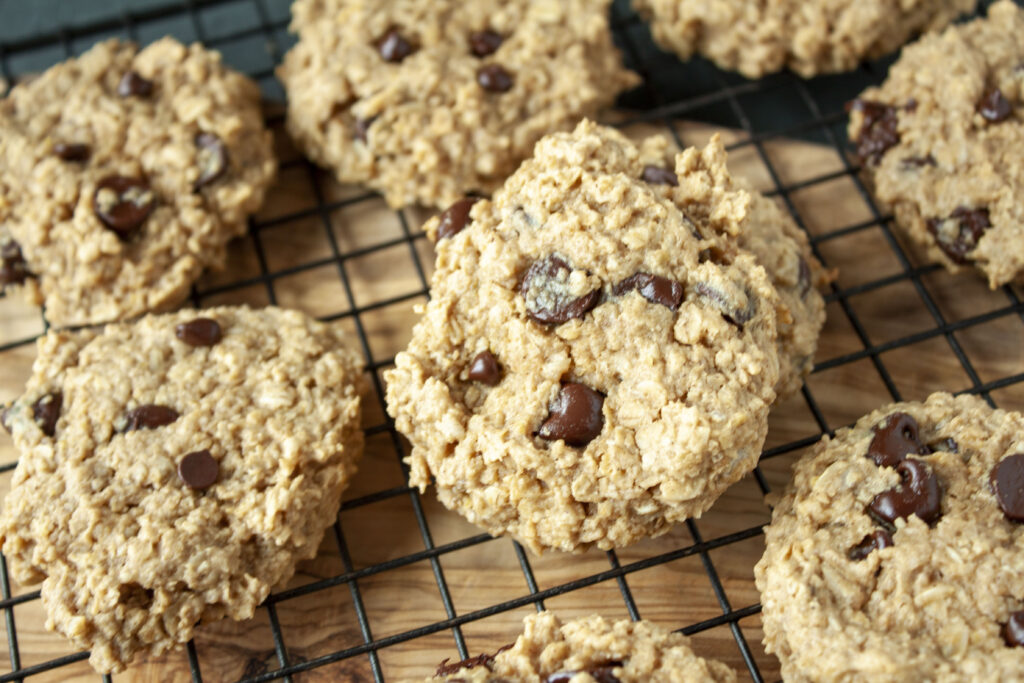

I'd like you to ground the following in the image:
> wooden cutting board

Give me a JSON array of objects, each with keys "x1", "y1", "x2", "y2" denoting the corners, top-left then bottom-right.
[{"x1": 0, "y1": 112, "x2": 1021, "y2": 682}]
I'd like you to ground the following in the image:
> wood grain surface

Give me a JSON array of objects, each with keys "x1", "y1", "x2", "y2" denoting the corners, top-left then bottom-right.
[{"x1": 0, "y1": 113, "x2": 1021, "y2": 683}]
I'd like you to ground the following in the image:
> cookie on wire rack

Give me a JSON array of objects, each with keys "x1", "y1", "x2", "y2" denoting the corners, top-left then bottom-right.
[
  {"x1": 0, "y1": 38, "x2": 276, "y2": 327},
  {"x1": 0, "y1": 306, "x2": 364, "y2": 673}
]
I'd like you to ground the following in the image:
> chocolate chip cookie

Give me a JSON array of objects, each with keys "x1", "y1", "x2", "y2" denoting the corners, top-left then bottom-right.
[
  {"x1": 634, "y1": 0, "x2": 976, "y2": 78},
  {"x1": 848, "y1": 0, "x2": 1024, "y2": 288},
  {"x1": 415, "y1": 612, "x2": 737, "y2": 682},
  {"x1": 0, "y1": 306, "x2": 364, "y2": 673},
  {"x1": 0, "y1": 38, "x2": 276, "y2": 326},
  {"x1": 755, "y1": 392, "x2": 1024, "y2": 681},
  {"x1": 277, "y1": 0, "x2": 639, "y2": 209},
  {"x1": 386, "y1": 120, "x2": 783, "y2": 553}
]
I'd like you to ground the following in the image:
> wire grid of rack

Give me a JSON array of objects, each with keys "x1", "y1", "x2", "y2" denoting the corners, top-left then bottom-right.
[{"x1": 0, "y1": 0, "x2": 1021, "y2": 680}]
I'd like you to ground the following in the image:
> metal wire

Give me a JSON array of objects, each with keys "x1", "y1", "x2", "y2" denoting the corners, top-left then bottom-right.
[{"x1": 0, "y1": 0, "x2": 1021, "y2": 681}]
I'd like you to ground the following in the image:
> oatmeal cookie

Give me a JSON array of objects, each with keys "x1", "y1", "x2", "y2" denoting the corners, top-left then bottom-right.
[
  {"x1": 0, "y1": 38, "x2": 276, "y2": 326},
  {"x1": 0, "y1": 306, "x2": 364, "y2": 673},
  {"x1": 848, "y1": 0, "x2": 1024, "y2": 288},
  {"x1": 634, "y1": 0, "x2": 976, "y2": 78},
  {"x1": 386, "y1": 120, "x2": 781, "y2": 553},
  {"x1": 415, "y1": 612, "x2": 736, "y2": 682},
  {"x1": 277, "y1": 0, "x2": 639, "y2": 209},
  {"x1": 755, "y1": 392, "x2": 1024, "y2": 681}
]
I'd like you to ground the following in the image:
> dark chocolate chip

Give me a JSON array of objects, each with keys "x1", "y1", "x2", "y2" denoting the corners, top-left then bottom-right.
[
  {"x1": 538, "y1": 382, "x2": 604, "y2": 447},
  {"x1": 848, "y1": 529, "x2": 894, "y2": 560},
  {"x1": 694, "y1": 281, "x2": 755, "y2": 329},
  {"x1": 376, "y1": 29, "x2": 414, "y2": 63},
  {"x1": 354, "y1": 116, "x2": 378, "y2": 143},
  {"x1": 175, "y1": 318, "x2": 222, "y2": 347},
  {"x1": 477, "y1": 64, "x2": 514, "y2": 93},
  {"x1": 469, "y1": 30, "x2": 503, "y2": 57},
  {"x1": 613, "y1": 272, "x2": 684, "y2": 310},
  {"x1": 990, "y1": 453, "x2": 1024, "y2": 522},
  {"x1": 979, "y1": 88, "x2": 1013, "y2": 123},
  {"x1": 1003, "y1": 611, "x2": 1024, "y2": 647},
  {"x1": 0, "y1": 240, "x2": 31, "y2": 286},
  {"x1": 467, "y1": 350, "x2": 501, "y2": 386},
  {"x1": 437, "y1": 197, "x2": 481, "y2": 240},
  {"x1": 797, "y1": 257, "x2": 812, "y2": 297},
  {"x1": 546, "y1": 661, "x2": 623, "y2": 683},
  {"x1": 178, "y1": 449, "x2": 218, "y2": 490},
  {"x1": 32, "y1": 392, "x2": 61, "y2": 437},
  {"x1": 848, "y1": 99, "x2": 900, "y2": 165},
  {"x1": 122, "y1": 404, "x2": 179, "y2": 432},
  {"x1": 194, "y1": 133, "x2": 228, "y2": 189},
  {"x1": 641, "y1": 164, "x2": 678, "y2": 186},
  {"x1": 52, "y1": 142, "x2": 90, "y2": 162},
  {"x1": 520, "y1": 256, "x2": 601, "y2": 325},
  {"x1": 435, "y1": 644, "x2": 512, "y2": 676},
  {"x1": 926, "y1": 206, "x2": 991, "y2": 265},
  {"x1": 93, "y1": 175, "x2": 155, "y2": 238},
  {"x1": 867, "y1": 458, "x2": 942, "y2": 527},
  {"x1": 117, "y1": 71, "x2": 153, "y2": 97},
  {"x1": 866, "y1": 412, "x2": 929, "y2": 468}
]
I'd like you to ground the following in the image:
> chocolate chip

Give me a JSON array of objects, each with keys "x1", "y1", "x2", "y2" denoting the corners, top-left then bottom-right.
[
  {"x1": 0, "y1": 240, "x2": 31, "y2": 286},
  {"x1": 469, "y1": 30, "x2": 503, "y2": 57},
  {"x1": 866, "y1": 412, "x2": 929, "y2": 468},
  {"x1": 797, "y1": 257, "x2": 812, "y2": 297},
  {"x1": 477, "y1": 64, "x2": 514, "y2": 93},
  {"x1": 867, "y1": 458, "x2": 942, "y2": 527},
  {"x1": 175, "y1": 318, "x2": 222, "y2": 347},
  {"x1": 926, "y1": 206, "x2": 991, "y2": 264},
  {"x1": 122, "y1": 404, "x2": 179, "y2": 432},
  {"x1": 848, "y1": 529, "x2": 893, "y2": 560},
  {"x1": 52, "y1": 142, "x2": 90, "y2": 162},
  {"x1": 979, "y1": 88, "x2": 1013, "y2": 123},
  {"x1": 1003, "y1": 611, "x2": 1024, "y2": 647},
  {"x1": 538, "y1": 382, "x2": 604, "y2": 447},
  {"x1": 641, "y1": 164, "x2": 678, "y2": 186},
  {"x1": 467, "y1": 350, "x2": 501, "y2": 386},
  {"x1": 613, "y1": 272, "x2": 684, "y2": 310},
  {"x1": 32, "y1": 392, "x2": 61, "y2": 437},
  {"x1": 194, "y1": 133, "x2": 228, "y2": 190},
  {"x1": 520, "y1": 255, "x2": 601, "y2": 325},
  {"x1": 848, "y1": 99, "x2": 900, "y2": 165},
  {"x1": 901, "y1": 154, "x2": 936, "y2": 168},
  {"x1": 435, "y1": 644, "x2": 512, "y2": 676},
  {"x1": 546, "y1": 661, "x2": 623, "y2": 683},
  {"x1": 178, "y1": 449, "x2": 218, "y2": 490},
  {"x1": 354, "y1": 116, "x2": 378, "y2": 143},
  {"x1": 376, "y1": 29, "x2": 414, "y2": 63},
  {"x1": 117, "y1": 71, "x2": 153, "y2": 97},
  {"x1": 694, "y1": 281, "x2": 755, "y2": 329},
  {"x1": 437, "y1": 197, "x2": 481, "y2": 240},
  {"x1": 990, "y1": 453, "x2": 1024, "y2": 522},
  {"x1": 93, "y1": 175, "x2": 155, "y2": 238}
]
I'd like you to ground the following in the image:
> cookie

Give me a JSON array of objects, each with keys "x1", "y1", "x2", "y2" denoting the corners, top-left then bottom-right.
[
  {"x1": 755, "y1": 392, "x2": 1024, "y2": 681},
  {"x1": 277, "y1": 0, "x2": 639, "y2": 209},
  {"x1": 634, "y1": 0, "x2": 976, "y2": 79},
  {"x1": 386, "y1": 120, "x2": 783, "y2": 553},
  {"x1": 848, "y1": 0, "x2": 1024, "y2": 288},
  {"x1": 414, "y1": 612, "x2": 737, "y2": 682},
  {"x1": 0, "y1": 38, "x2": 276, "y2": 327},
  {"x1": 0, "y1": 306, "x2": 364, "y2": 673},
  {"x1": 634, "y1": 134, "x2": 827, "y2": 399}
]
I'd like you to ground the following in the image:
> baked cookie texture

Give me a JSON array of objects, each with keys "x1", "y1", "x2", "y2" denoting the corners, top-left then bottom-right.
[
  {"x1": 277, "y1": 0, "x2": 639, "y2": 209},
  {"x1": 634, "y1": 0, "x2": 976, "y2": 78},
  {"x1": 635, "y1": 134, "x2": 827, "y2": 399},
  {"x1": 848, "y1": 0, "x2": 1024, "y2": 288},
  {"x1": 0, "y1": 38, "x2": 276, "y2": 327},
  {"x1": 755, "y1": 392, "x2": 1024, "y2": 682},
  {"x1": 414, "y1": 612, "x2": 737, "y2": 682},
  {"x1": 386, "y1": 120, "x2": 783, "y2": 554},
  {"x1": 0, "y1": 306, "x2": 364, "y2": 673}
]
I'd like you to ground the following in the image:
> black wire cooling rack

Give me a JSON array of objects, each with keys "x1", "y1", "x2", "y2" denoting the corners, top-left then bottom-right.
[{"x1": 0, "y1": 0, "x2": 1022, "y2": 681}]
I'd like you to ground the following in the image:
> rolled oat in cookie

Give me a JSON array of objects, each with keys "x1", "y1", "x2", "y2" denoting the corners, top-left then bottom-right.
[
  {"x1": 756, "y1": 392, "x2": 1024, "y2": 682},
  {"x1": 848, "y1": 0, "x2": 1024, "y2": 288},
  {"x1": 0, "y1": 38, "x2": 276, "y2": 326},
  {"x1": 409, "y1": 612, "x2": 736, "y2": 682},
  {"x1": 277, "y1": 0, "x2": 639, "y2": 209},
  {"x1": 0, "y1": 306, "x2": 364, "y2": 673},
  {"x1": 386, "y1": 120, "x2": 783, "y2": 554}
]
